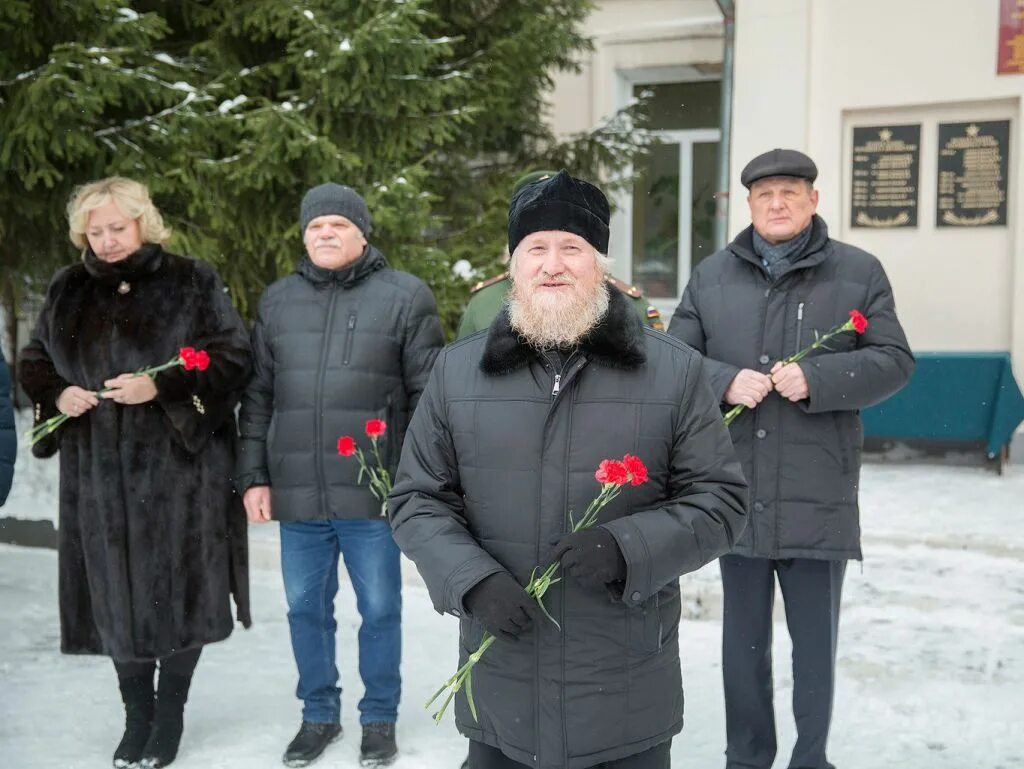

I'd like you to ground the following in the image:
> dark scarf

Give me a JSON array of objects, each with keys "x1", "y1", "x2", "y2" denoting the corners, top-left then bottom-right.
[
  {"x1": 752, "y1": 223, "x2": 813, "y2": 279},
  {"x1": 480, "y1": 287, "x2": 646, "y2": 376},
  {"x1": 81, "y1": 243, "x2": 164, "y2": 285},
  {"x1": 296, "y1": 244, "x2": 387, "y2": 288}
]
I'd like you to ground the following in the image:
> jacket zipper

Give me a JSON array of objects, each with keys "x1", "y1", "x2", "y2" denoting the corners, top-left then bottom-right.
[
  {"x1": 794, "y1": 302, "x2": 805, "y2": 357},
  {"x1": 559, "y1": 381, "x2": 574, "y2": 767},
  {"x1": 549, "y1": 352, "x2": 577, "y2": 399},
  {"x1": 342, "y1": 312, "x2": 357, "y2": 365},
  {"x1": 656, "y1": 592, "x2": 663, "y2": 652},
  {"x1": 537, "y1": 351, "x2": 584, "y2": 766},
  {"x1": 314, "y1": 288, "x2": 341, "y2": 516},
  {"x1": 533, "y1": 358, "x2": 552, "y2": 766}
]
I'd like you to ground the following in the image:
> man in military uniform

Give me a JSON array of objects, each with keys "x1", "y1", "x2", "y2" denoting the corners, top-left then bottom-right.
[{"x1": 456, "y1": 172, "x2": 663, "y2": 340}]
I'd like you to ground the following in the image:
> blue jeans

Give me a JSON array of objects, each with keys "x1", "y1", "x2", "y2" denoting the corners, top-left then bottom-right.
[{"x1": 280, "y1": 519, "x2": 402, "y2": 726}]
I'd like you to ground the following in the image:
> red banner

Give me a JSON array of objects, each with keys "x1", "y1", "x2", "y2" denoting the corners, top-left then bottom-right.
[{"x1": 998, "y1": 0, "x2": 1024, "y2": 74}]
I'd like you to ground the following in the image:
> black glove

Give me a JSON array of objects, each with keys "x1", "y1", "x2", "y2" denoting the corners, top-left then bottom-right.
[
  {"x1": 548, "y1": 528, "x2": 626, "y2": 591},
  {"x1": 463, "y1": 572, "x2": 541, "y2": 642}
]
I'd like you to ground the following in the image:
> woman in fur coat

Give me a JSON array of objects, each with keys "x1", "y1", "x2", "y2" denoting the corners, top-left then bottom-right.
[{"x1": 19, "y1": 177, "x2": 252, "y2": 769}]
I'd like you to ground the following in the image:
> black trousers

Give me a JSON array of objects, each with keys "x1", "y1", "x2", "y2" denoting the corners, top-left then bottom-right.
[
  {"x1": 468, "y1": 739, "x2": 672, "y2": 769},
  {"x1": 113, "y1": 646, "x2": 203, "y2": 680},
  {"x1": 720, "y1": 555, "x2": 846, "y2": 769}
]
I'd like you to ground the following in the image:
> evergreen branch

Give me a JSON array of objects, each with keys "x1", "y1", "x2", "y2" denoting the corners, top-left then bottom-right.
[{"x1": 95, "y1": 92, "x2": 197, "y2": 137}]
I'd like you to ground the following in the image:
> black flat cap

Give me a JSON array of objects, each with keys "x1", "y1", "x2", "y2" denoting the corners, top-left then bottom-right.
[{"x1": 740, "y1": 148, "x2": 818, "y2": 189}]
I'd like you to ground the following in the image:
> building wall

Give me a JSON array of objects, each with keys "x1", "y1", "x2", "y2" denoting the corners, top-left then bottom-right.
[
  {"x1": 732, "y1": 0, "x2": 1024, "y2": 379},
  {"x1": 546, "y1": 0, "x2": 725, "y2": 284},
  {"x1": 547, "y1": 0, "x2": 1023, "y2": 382}
]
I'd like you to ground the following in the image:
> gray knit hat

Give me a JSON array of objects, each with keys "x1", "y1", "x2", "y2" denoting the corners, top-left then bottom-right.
[{"x1": 300, "y1": 183, "x2": 372, "y2": 235}]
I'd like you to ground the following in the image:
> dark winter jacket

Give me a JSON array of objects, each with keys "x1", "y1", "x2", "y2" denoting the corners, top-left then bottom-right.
[
  {"x1": 390, "y1": 289, "x2": 748, "y2": 769},
  {"x1": 0, "y1": 348, "x2": 14, "y2": 505},
  {"x1": 19, "y1": 245, "x2": 252, "y2": 661},
  {"x1": 236, "y1": 245, "x2": 444, "y2": 520},
  {"x1": 669, "y1": 216, "x2": 914, "y2": 560}
]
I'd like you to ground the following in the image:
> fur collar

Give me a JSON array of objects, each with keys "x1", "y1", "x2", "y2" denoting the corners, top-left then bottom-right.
[
  {"x1": 480, "y1": 286, "x2": 646, "y2": 376},
  {"x1": 82, "y1": 243, "x2": 164, "y2": 285}
]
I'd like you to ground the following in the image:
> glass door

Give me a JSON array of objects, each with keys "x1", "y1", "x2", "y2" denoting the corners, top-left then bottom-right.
[{"x1": 631, "y1": 130, "x2": 721, "y2": 299}]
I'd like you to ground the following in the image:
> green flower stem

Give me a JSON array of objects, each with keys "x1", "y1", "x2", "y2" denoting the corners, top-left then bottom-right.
[
  {"x1": 25, "y1": 355, "x2": 186, "y2": 446},
  {"x1": 352, "y1": 437, "x2": 392, "y2": 506},
  {"x1": 427, "y1": 631, "x2": 496, "y2": 723},
  {"x1": 426, "y1": 481, "x2": 627, "y2": 724},
  {"x1": 134, "y1": 357, "x2": 184, "y2": 377},
  {"x1": 722, "y1": 318, "x2": 856, "y2": 427},
  {"x1": 526, "y1": 483, "x2": 621, "y2": 624}
]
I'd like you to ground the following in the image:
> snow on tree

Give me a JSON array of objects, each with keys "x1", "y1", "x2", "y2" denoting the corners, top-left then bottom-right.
[{"x1": 1, "y1": 0, "x2": 654, "y2": 338}]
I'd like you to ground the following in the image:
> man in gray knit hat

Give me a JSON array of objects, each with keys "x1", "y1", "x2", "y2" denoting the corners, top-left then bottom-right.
[{"x1": 237, "y1": 182, "x2": 444, "y2": 767}]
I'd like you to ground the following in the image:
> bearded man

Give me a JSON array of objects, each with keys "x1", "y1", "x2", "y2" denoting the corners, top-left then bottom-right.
[{"x1": 389, "y1": 170, "x2": 749, "y2": 769}]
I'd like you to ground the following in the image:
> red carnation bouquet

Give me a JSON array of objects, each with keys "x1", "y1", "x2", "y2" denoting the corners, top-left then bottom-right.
[
  {"x1": 723, "y1": 309, "x2": 870, "y2": 426},
  {"x1": 337, "y1": 419, "x2": 392, "y2": 514},
  {"x1": 26, "y1": 346, "x2": 211, "y2": 446},
  {"x1": 427, "y1": 453, "x2": 649, "y2": 724}
]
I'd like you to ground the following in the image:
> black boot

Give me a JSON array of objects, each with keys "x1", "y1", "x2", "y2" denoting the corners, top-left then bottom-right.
[
  {"x1": 113, "y1": 673, "x2": 155, "y2": 768},
  {"x1": 283, "y1": 722, "x2": 343, "y2": 767},
  {"x1": 360, "y1": 722, "x2": 397, "y2": 767},
  {"x1": 139, "y1": 672, "x2": 191, "y2": 768}
]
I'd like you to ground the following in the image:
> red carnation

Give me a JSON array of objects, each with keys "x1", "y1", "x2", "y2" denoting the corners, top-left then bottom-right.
[
  {"x1": 180, "y1": 346, "x2": 210, "y2": 371},
  {"x1": 337, "y1": 436, "x2": 356, "y2": 456},
  {"x1": 622, "y1": 454, "x2": 649, "y2": 486},
  {"x1": 365, "y1": 419, "x2": 387, "y2": 438},
  {"x1": 848, "y1": 310, "x2": 868, "y2": 334},
  {"x1": 595, "y1": 459, "x2": 630, "y2": 486}
]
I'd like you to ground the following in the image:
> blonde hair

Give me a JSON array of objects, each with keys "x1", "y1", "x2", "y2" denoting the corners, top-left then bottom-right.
[{"x1": 67, "y1": 176, "x2": 171, "y2": 249}]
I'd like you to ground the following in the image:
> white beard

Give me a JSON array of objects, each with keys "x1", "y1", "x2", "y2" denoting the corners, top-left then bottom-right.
[{"x1": 508, "y1": 273, "x2": 610, "y2": 349}]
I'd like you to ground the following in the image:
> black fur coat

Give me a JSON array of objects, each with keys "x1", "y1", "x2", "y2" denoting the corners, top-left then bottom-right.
[{"x1": 19, "y1": 245, "x2": 253, "y2": 662}]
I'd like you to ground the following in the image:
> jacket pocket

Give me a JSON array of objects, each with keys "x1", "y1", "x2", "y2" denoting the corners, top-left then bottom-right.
[
  {"x1": 267, "y1": 414, "x2": 285, "y2": 479},
  {"x1": 459, "y1": 614, "x2": 486, "y2": 655},
  {"x1": 794, "y1": 301, "x2": 805, "y2": 357},
  {"x1": 342, "y1": 311, "x2": 358, "y2": 365},
  {"x1": 627, "y1": 587, "x2": 680, "y2": 655},
  {"x1": 833, "y1": 412, "x2": 851, "y2": 474}
]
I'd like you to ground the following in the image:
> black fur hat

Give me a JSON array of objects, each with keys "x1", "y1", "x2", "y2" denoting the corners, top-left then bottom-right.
[{"x1": 507, "y1": 170, "x2": 610, "y2": 255}]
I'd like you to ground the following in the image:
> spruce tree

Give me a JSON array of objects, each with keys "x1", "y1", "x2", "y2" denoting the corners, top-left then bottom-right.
[{"x1": 1, "y1": 0, "x2": 653, "y2": 341}]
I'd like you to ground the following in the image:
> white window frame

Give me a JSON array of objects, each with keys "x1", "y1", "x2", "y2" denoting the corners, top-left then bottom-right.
[{"x1": 610, "y1": 69, "x2": 721, "y2": 314}]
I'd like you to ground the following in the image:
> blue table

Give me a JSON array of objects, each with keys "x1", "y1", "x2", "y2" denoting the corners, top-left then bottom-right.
[{"x1": 862, "y1": 352, "x2": 1024, "y2": 470}]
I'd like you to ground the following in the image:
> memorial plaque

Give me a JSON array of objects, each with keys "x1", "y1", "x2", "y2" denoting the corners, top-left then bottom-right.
[
  {"x1": 850, "y1": 124, "x2": 920, "y2": 228},
  {"x1": 998, "y1": 0, "x2": 1024, "y2": 75},
  {"x1": 936, "y1": 121, "x2": 1010, "y2": 227}
]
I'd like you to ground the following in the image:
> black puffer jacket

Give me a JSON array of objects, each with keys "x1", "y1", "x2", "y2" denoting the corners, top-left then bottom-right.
[
  {"x1": 0, "y1": 348, "x2": 14, "y2": 505},
  {"x1": 669, "y1": 216, "x2": 914, "y2": 559},
  {"x1": 390, "y1": 290, "x2": 747, "y2": 769},
  {"x1": 236, "y1": 245, "x2": 444, "y2": 520}
]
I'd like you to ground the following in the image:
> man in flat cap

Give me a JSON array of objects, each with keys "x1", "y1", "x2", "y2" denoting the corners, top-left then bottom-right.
[
  {"x1": 237, "y1": 182, "x2": 444, "y2": 767},
  {"x1": 456, "y1": 171, "x2": 663, "y2": 339},
  {"x1": 668, "y1": 149, "x2": 914, "y2": 769},
  {"x1": 391, "y1": 170, "x2": 747, "y2": 769}
]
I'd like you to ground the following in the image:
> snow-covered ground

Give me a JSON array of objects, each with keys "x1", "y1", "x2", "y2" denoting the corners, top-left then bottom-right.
[{"x1": 2, "y1": 461, "x2": 1023, "y2": 769}]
